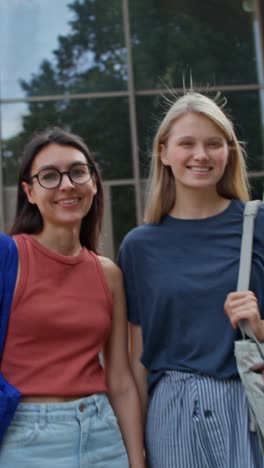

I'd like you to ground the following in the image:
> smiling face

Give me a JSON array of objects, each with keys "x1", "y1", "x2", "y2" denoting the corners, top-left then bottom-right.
[
  {"x1": 22, "y1": 143, "x2": 97, "y2": 231},
  {"x1": 160, "y1": 112, "x2": 229, "y2": 196}
]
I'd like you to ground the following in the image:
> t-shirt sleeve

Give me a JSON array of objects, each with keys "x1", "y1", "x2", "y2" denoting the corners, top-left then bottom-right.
[{"x1": 117, "y1": 239, "x2": 141, "y2": 325}]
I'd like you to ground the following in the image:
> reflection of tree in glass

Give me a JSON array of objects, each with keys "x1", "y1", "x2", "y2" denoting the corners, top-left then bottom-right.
[
  {"x1": 250, "y1": 178, "x2": 264, "y2": 201},
  {"x1": 223, "y1": 91, "x2": 263, "y2": 172},
  {"x1": 130, "y1": 0, "x2": 256, "y2": 88},
  {"x1": 3, "y1": 0, "x2": 131, "y2": 185},
  {"x1": 111, "y1": 185, "x2": 136, "y2": 257},
  {"x1": 21, "y1": 0, "x2": 127, "y2": 96}
]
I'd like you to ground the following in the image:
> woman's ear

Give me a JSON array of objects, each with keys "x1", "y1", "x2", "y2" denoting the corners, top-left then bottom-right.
[
  {"x1": 160, "y1": 144, "x2": 170, "y2": 167},
  {"x1": 91, "y1": 175, "x2": 98, "y2": 196},
  {"x1": 21, "y1": 181, "x2": 36, "y2": 205}
]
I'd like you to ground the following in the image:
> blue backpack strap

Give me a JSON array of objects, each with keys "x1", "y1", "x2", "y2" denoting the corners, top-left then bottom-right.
[{"x1": 0, "y1": 233, "x2": 18, "y2": 356}]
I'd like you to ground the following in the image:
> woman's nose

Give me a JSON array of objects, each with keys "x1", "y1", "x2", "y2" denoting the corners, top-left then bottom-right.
[
  {"x1": 193, "y1": 144, "x2": 208, "y2": 159},
  {"x1": 59, "y1": 173, "x2": 75, "y2": 189}
]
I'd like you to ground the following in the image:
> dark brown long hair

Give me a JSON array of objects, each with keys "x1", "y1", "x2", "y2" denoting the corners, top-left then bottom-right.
[{"x1": 10, "y1": 127, "x2": 104, "y2": 253}]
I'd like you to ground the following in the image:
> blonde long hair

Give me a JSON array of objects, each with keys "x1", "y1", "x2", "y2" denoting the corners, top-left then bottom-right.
[{"x1": 144, "y1": 92, "x2": 250, "y2": 224}]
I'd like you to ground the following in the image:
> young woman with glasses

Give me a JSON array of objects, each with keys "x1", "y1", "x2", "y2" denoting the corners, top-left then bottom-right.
[{"x1": 0, "y1": 127, "x2": 145, "y2": 468}]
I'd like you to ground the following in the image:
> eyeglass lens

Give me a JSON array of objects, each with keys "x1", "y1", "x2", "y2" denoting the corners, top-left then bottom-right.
[{"x1": 37, "y1": 164, "x2": 92, "y2": 188}]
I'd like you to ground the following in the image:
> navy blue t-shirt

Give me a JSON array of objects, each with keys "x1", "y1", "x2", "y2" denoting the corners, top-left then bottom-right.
[{"x1": 118, "y1": 199, "x2": 264, "y2": 393}]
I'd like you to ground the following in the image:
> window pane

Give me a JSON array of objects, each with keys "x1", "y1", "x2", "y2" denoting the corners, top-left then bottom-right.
[
  {"x1": 223, "y1": 90, "x2": 264, "y2": 172},
  {"x1": 111, "y1": 185, "x2": 136, "y2": 256},
  {"x1": 1, "y1": 97, "x2": 133, "y2": 186},
  {"x1": 250, "y1": 178, "x2": 264, "y2": 200},
  {"x1": 130, "y1": 0, "x2": 259, "y2": 88},
  {"x1": 0, "y1": 0, "x2": 127, "y2": 99},
  {"x1": 136, "y1": 94, "x2": 175, "y2": 179}
]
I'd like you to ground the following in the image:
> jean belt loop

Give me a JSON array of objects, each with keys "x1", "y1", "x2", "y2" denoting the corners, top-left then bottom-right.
[
  {"x1": 39, "y1": 404, "x2": 47, "y2": 430},
  {"x1": 92, "y1": 393, "x2": 101, "y2": 413}
]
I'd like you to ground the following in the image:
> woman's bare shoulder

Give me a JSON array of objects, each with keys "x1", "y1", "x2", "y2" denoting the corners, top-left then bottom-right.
[{"x1": 97, "y1": 255, "x2": 124, "y2": 294}]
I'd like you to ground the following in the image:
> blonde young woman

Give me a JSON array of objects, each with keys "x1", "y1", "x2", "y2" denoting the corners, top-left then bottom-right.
[
  {"x1": 0, "y1": 128, "x2": 146, "y2": 468},
  {"x1": 118, "y1": 93, "x2": 264, "y2": 467}
]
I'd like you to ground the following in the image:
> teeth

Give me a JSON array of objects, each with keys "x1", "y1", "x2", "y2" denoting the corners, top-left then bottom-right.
[
  {"x1": 190, "y1": 167, "x2": 210, "y2": 172},
  {"x1": 58, "y1": 199, "x2": 78, "y2": 205}
]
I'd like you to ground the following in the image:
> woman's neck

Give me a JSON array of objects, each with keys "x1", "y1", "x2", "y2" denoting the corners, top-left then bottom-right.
[
  {"x1": 169, "y1": 190, "x2": 230, "y2": 220},
  {"x1": 31, "y1": 225, "x2": 82, "y2": 256}
]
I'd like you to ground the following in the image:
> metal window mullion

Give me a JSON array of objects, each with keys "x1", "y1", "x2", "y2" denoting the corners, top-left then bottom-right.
[
  {"x1": 122, "y1": 0, "x2": 142, "y2": 225},
  {"x1": 0, "y1": 90, "x2": 130, "y2": 104},
  {"x1": 2, "y1": 84, "x2": 264, "y2": 106}
]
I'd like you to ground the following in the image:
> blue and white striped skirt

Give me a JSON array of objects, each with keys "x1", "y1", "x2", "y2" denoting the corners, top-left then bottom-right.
[{"x1": 145, "y1": 371, "x2": 264, "y2": 468}]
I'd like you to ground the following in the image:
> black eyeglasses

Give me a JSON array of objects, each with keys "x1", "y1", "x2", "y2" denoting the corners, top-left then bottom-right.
[{"x1": 30, "y1": 163, "x2": 94, "y2": 189}]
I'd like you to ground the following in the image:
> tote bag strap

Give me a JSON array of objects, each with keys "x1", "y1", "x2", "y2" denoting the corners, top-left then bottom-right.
[{"x1": 237, "y1": 199, "x2": 262, "y2": 340}]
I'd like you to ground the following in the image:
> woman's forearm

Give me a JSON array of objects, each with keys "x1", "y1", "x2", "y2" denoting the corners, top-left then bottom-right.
[
  {"x1": 132, "y1": 363, "x2": 148, "y2": 426},
  {"x1": 108, "y1": 383, "x2": 146, "y2": 468}
]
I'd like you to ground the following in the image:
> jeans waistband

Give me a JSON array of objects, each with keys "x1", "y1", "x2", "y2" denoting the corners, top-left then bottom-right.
[{"x1": 13, "y1": 393, "x2": 108, "y2": 424}]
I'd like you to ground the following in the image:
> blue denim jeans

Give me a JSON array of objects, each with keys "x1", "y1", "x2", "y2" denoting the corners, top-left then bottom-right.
[{"x1": 0, "y1": 393, "x2": 129, "y2": 467}]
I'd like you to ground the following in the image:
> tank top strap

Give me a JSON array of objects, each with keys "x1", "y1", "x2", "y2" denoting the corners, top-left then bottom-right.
[{"x1": 87, "y1": 251, "x2": 113, "y2": 308}]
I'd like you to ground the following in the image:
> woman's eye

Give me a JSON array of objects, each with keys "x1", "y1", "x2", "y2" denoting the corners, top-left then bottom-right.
[
  {"x1": 180, "y1": 141, "x2": 192, "y2": 147},
  {"x1": 72, "y1": 169, "x2": 83, "y2": 176},
  {"x1": 41, "y1": 171, "x2": 58, "y2": 180},
  {"x1": 71, "y1": 168, "x2": 87, "y2": 178},
  {"x1": 208, "y1": 141, "x2": 222, "y2": 148}
]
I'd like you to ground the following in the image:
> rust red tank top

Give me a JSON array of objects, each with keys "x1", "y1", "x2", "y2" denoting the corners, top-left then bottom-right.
[{"x1": 1, "y1": 234, "x2": 113, "y2": 396}]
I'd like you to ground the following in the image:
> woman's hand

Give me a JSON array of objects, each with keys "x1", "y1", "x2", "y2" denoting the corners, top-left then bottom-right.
[{"x1": 224, "y1": 291, "x2": 264, "y2": 341}]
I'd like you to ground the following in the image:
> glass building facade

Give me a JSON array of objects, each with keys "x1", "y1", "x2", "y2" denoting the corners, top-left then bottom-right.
[{"x1": 1, "y1": 0, "x2": 264, "y2": 258}]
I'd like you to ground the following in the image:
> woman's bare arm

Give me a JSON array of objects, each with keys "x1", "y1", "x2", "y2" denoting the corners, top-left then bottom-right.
[
  {"x1": 99, "y1": 256, "x2": 146, "y2": 468},
  {"x1": 129, "y1": 323, "x2": 148, "y2": 425}
]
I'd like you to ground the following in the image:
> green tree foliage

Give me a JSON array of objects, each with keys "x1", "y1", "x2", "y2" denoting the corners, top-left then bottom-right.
[
  {"x1": 3, "y1": 0, "x2": 131, "y2": 186},
  {"x1": 129, "y1": 0, "x2": 257, "y2": 88}
]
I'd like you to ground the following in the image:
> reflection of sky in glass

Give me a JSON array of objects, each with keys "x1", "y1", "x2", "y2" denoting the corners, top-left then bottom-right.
[
  {"x1": 0, "y1": 0, "x2": 72, "y2": 100},
  {"x1": 0, "y1": 0, "x2": 72, "y2": 137},
  {"x1": 1, "y1": 103, "x2": 29, "y2": 140}
]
